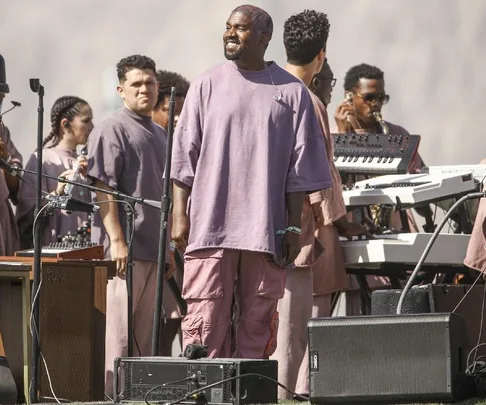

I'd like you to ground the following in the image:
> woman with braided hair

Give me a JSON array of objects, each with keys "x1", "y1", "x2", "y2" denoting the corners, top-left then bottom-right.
[{"x1": 16, "y1": 95, "x2": 94, "y2": 249}]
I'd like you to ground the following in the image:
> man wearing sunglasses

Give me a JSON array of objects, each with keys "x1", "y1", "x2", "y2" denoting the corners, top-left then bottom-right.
[
  {"x1": 309, "y1": 58, "x2": 336, "y2": 107},
  {"x1": 333, "y1": 63, "x2": 429, "y2": 315}
]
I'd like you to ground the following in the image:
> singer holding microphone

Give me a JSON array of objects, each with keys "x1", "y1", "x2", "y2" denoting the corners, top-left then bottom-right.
[{"x1": 16, "y1": 96, "x2": 94, "y2": 249}]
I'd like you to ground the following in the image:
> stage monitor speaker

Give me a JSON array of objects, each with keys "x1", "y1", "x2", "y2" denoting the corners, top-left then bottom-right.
[
  {"x1": 308, "y1": 313, "x2": 474, "y2": 404},
  {"x1": 372, "y1": 284, "x2": 486, "y2": 359},
  {"x1": 113, "y1": 357, "x2": 277, "y2": 405}
]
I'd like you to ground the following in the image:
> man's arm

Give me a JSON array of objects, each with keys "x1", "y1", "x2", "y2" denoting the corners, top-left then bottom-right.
[
  {"x1": 281, "y1": 191, "x2": 305, "y2": 267},
  {"x1": 171, "y1": 180, "x2": 192, "y2": 253},
  {"x1": 94, "y1": 179, "x2": 127, "y2": 275},
  {"x1": 0, "y1": 124, "x2": 21, "y2": 199}
]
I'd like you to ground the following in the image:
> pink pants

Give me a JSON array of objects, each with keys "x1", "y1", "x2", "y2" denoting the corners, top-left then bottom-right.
[
  {"x1": 182, "y1": 248, "x2": 285, "y2": 358},
  {"x1": 105, "y1": 260, "x2": 179, "y2": 397},
  {"x1": 271, "y1": 267, "x2": 331, "y2": 399}
]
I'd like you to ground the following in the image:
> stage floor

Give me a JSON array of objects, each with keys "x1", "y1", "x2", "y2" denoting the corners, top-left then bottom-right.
[{"x1": 24, "y1": 398, "x2": 486, "y2": 405}]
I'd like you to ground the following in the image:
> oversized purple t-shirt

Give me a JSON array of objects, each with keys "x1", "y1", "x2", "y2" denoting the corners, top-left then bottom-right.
[
  {"x1": 87, "y1": 106, "x2": 167, "y2": 262},
  {"x1": 171, "y1": 61, "x2": 333, "y2": 260}
]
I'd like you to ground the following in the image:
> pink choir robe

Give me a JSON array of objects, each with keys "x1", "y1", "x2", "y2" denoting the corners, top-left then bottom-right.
[
  {"x1": 272, "y1": 91, "x2": 343, "y2": 399},
  {"x1": 171, "y1": 61, "x2": 333, "y2": 360},
  {"x1": 464, "y1": 198, "x2": 486, "y2": 272},
  {"x1": 0, "y1": 122, "x2": 22, "y2": 255},
  {"x1": 17, "y1": 145, "x2": 91, "y2": 248}
]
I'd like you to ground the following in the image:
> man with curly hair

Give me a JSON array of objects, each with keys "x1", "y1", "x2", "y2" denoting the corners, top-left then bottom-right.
[
  {"x1": 171, "y1": 5, "x2": 332, "y2": 360},
  {"x1": 273, "y1": 10, "x2": 370, "y2": 398},
  {"x1": 152, "y1": 70, "x2": 190, "y2": 131}
]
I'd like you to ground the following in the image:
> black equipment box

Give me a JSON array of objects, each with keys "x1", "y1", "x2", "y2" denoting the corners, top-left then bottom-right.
[{"x1": 113, "y1": 357, "x2": 277, "y2": 405}]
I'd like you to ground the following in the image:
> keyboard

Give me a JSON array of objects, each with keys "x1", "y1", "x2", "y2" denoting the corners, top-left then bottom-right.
[
  {"x1": 423, "y1": 165, "x2": 486, "y2": 183},
  {"x1": 343, "y1": 172, "x2": 476, "y2": 207},
  {"x1": 341, "y1": 233, "x2": 470, "y2": 267},
  {"x1": 15, "y1": 243, "x2": 103, "y2": 260},
  {"x1": 333, "y1": 133, "x2": 421, "y2": 175}
]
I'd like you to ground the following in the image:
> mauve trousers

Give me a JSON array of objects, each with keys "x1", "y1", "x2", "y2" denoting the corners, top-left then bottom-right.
[{"x1": 181, "y1": 248, "x2": 286, "y2": 359}]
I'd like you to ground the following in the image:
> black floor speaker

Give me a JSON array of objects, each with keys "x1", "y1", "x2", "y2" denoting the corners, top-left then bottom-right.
[
  {"x1": 372, "y1": 284, "x2": 486, "y2": 359},
  {"x1": 113, "y1": 357, "x2": 277, "y2": 405},
  {"x1": 308, "y1": 313, "x2": 474, "y2": 404}
]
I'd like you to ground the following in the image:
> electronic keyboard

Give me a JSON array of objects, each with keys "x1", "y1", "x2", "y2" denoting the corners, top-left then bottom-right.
[
  {"x1": 333, "y1": 133, "x2": 421, "y2": 175},
  {"x1": 341, "y1": 233, "x2": 470, "y2": 267},
  {"x1": 342, "y1": 172, "x2": 476, "y2": 207}
]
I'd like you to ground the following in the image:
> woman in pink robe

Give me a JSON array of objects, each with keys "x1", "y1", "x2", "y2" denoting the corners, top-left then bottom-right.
[{"x1": 17, "y1": 96, "x2": 94, "y2": 248}]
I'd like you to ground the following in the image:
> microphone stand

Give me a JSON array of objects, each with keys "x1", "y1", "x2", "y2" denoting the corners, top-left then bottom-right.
[
  {"x1": 396, "y1": 191, "x2": 485, "y2": 315},
  {"x1": 5, "y1": 161, "x2": 175, "y2": 361},
  {"x1": 151, "y1": 87, "x2": 176, "y2": 356},
  {"x1": 29, "y1": 78, "x2": 44, "y2": 404}
]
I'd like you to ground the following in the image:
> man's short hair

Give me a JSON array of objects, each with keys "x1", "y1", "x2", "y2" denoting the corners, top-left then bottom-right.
[
  {"x1": 343, "y1": 63, "x2": 384, "y2": 92},
  {"x1": 155, "y1": 70, "x2": 190, "y2": 108},
  {"x1": 117, "y1": 55, "x2": 156, "y2": 83},
  {"x1": 283, "y1": 10, "x2": 330, "y2": 66},
  {"x1": 232, "y1": 4, "x2": 273, "y2": 37}
]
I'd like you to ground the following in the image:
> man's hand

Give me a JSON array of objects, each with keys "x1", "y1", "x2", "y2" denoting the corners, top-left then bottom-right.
[
  {"x1": 311, "y1": 202, "x2": 324, "y2": 228},
  {"x1": 0, "y1": 139, "x2": 8, "y2": 161},
  {"x1": 281, "y1": 231, "x2": 301, "y2": 267},
  {"x1": 334, "y1": 101, "x2": 358, "y2": 133},
  {"x1": 172, "y1": 213, "x2": 190, "y2": 253},
  {"x1": 339, "y1": 222, "x2": 374, "y2": 241},
  {"x1": 111, "y1": 238, "x2": 128, "y2": 276},
  {"x1": 77, "y1": 155, "x2": 88, "y2": 176}
]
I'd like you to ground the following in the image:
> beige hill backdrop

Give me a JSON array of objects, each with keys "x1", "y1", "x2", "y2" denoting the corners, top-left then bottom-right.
[{"x1": 1, "y1": 0, "x2": 485, "y2": 166}]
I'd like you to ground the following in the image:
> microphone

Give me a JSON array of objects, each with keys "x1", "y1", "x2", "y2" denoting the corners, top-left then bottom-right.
[
  {"x1": 143, "y1": 199, "x2": 162, "y2": 209},
  {"x1": 46, "y1": 195, "x2": 100, "y2": 214},
  {"x1": 0, "y1": 100, "x2": 22, "y2": 117},
  {"x1": 0, "y1": 158, "x2": 19, "y2": 174}
]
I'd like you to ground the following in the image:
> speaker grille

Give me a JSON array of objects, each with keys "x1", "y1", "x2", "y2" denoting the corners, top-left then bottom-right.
[{"x1": 309, "y1": 313, "x2": 470, "y2": 403}]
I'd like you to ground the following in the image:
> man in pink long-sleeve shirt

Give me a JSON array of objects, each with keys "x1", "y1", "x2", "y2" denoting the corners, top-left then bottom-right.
[{"x1": 272, "y1": 13, "x2": 369, "y2": 398}]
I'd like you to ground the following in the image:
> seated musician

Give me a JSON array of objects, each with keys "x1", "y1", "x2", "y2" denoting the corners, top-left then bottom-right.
[{"x1": 333, "y1": 63, "x2": 431, "y2": 314}]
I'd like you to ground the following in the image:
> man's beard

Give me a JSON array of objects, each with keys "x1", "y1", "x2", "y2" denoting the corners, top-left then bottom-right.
[{"x1": 224, "y1": 46, "x2": 243, "y2": 61}]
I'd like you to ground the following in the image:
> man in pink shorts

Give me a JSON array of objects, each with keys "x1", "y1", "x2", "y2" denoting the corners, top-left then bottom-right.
[{"x1": 171, "y1": 4, "x2": 333, "y2": 359}]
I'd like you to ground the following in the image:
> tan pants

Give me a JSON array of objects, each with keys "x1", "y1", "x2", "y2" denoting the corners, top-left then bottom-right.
[
  {"x1": 271, "y1": 267, "x2": 332, "y2": 399},
  {"x1": 105, "y1": 260, "x2": 180, "y2": 397}
]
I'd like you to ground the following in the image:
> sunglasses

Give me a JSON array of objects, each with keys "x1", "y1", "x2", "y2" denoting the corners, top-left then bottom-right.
[{"x1": 354, "y1": 92, "x2": 390, "y2": 104}]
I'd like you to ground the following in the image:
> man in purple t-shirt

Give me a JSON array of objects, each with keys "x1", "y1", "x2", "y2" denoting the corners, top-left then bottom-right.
[
  {"x1": 171, "y1": 5, "x2": 333, "y2": 359},
  {"x1": 87, "y1": 55, "x2": 176, "y2": 396}
]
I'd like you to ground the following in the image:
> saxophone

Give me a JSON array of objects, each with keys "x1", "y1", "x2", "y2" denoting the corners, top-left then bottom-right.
[
  {"x1": 373, "y1": 111, "x2": 389, "y2": 135},
  {"x1": 369, "y1": 111, "x2": 391, "y2": 231}
]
